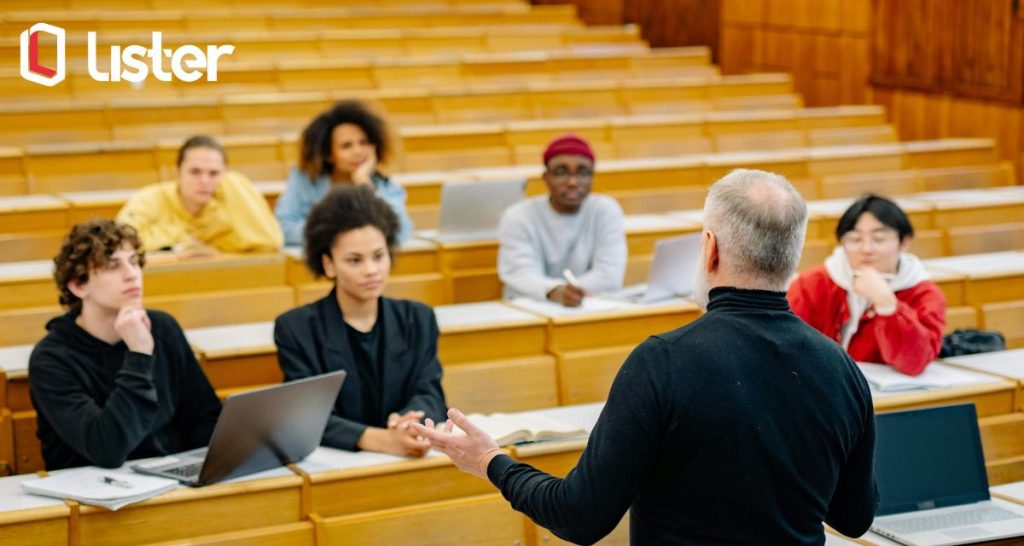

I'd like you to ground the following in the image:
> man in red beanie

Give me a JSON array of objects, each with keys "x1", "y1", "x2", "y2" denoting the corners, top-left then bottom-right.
[{"x1": 497, "y1": 133, "x2": 627, "y2": 307}]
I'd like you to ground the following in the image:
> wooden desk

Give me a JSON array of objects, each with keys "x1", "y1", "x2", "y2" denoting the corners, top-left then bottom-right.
[
  {"x1": 911, "y1": 187, "x2": 1024, "y2": 229},
  {"x1": 146, "y1": 253, "x2": 287, "y2": 296},
  {"x1": 923, "y1": 266, "x2": 968, "y2": 307},
  {"x1": 74, "y1": 466, "x2": 302, "y2": 546},
  {"x1": 0, "y1": 194, "x2": 66, "y2": 265},
  {"x1": 297, "y1": 449, "x2": 496, "y2": 519},
  {"x1": 428, "y1": 235, "x2": 502, "y2": 304},
  {"x1": 903, "y1": 138, "x2": 999, "y2": 168},
  {"x1": 0, "y1": 474, "x2": 71, "y2": 546},
  {"x1": 0, "y1": 345, "x2": 34, "y2": 474},
  {"x1": 0, "y1": 345, "x2": 31, "y2": 413},
  {"x1": 980, "y1": 413, "x2": 1024, "y2": 485},
  {"x1": 923, "y1": 252, "x2": 1024, "y2": 305},
  {"x1": 0, "y1": 261, "x2": 54, "y2": 310},
  {"x1": 0, "y1": 253, "x2": 288, "y2": 311},
  {"x1": 435, "y1": 301, "x2": 555, "y2": 412},
  {"x1": 943, "y1": 350, "x2": 1024, "y2": 411},
  {"x1": 57, "y1": 189, "x2": 134, "y2": 225},
  {"x1": 0, "y1": 195, "x2": 68, "y2": 234},
  {"x1": 510, "y1": 299, "x2": 702, "y2": 405},
  {"x1": 870, "y1": 363, "x2": 1017, "y2": 417},
  {"x1": 185, "y1": 322, "x2": 282, "y2": 391}
]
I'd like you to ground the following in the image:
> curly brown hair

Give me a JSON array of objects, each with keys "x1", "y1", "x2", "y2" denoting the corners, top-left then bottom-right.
[
  {"x1": 299, "y1": 100, "x2": 391, "y2": 183},
  {"x1": 53, "y1": 219, "x2": 146, "y2": 312},
  {"x1": 304, "y1": 185, "x2": 399, "y2": 278}
]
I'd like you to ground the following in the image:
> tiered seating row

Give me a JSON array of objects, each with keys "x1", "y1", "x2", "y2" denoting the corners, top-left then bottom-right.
[
  {"x1": 0, "y1": 47, "x2": 720, "y2": 103},
  {"x1": 0, "y1": 72, "x2": 797, "y2": 152},
  {"x1": 0, "y1": 24, "x2": 647, "y2": 65},
  {"x1": 0, "y1": 3, "x2": 580, "y2": 37},
  {"x1": 2, "y1": 0, "x2": 525, "y2": 12}
]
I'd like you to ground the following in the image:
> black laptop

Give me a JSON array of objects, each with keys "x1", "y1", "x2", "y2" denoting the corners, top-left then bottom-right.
[{"x1": 871, "y1": 403, "x2": 1024, "y2": 545}]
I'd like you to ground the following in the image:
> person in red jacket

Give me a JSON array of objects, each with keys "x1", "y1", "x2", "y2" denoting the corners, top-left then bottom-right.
[{"x1": 788, "y1": 194, "x2": 946, "y2": 376}]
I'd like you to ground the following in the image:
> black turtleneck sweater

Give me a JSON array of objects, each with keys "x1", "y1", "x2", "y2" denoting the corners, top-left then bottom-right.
[
  {"x1": 29, "y1": 310, "x2": 222, "y2": 470},
  {"x1": 487, "y1": 287, "x2": 878, "y2": 545}
]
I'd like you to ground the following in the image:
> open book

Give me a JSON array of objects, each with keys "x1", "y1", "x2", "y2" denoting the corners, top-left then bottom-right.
[
  {"x1": 21, "y1": 468, "x2": 178, "y2": 511},
  {"x1": 453, "y1": 413, "x2": 588, "y2": 446},
  {"x1": 856, "y1": 362, "x2": 986, "y2": 392}
]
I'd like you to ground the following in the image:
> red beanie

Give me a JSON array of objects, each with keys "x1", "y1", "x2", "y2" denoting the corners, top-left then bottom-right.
[{"x1": 543, "y1": 133, "x2": 595, "y2": 165}]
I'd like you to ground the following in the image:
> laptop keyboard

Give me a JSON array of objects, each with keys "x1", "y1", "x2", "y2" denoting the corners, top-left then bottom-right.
[
  {"x1": 162, "y1": 462, "x2": 204, "y2": 479},
  {"x1": 883, "y1": 506, "x2": 1021, "y2": 535}
]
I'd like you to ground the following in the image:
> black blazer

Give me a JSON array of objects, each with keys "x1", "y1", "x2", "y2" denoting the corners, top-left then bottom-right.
[{"x1": 273, "y1": 291, "x2": 447, "y2": 450}]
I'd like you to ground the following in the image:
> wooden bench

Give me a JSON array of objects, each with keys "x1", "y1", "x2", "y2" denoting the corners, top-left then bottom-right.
[{"x1": 0, "y1": 4, "x2": 580, "y2": 39}]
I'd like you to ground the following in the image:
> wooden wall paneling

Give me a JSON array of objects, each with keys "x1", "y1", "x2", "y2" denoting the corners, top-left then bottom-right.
[{"x1": 872, "y1": 0, "x2": 1024, "y2": 103}]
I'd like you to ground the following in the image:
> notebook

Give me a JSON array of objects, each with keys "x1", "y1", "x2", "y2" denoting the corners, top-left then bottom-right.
[
  {"x1": 22, "y1": 468, "x2": 178, "y2": 511},
  {"x1": 870, "y1": 404, "x2": 1024, "y2": 545},
  {"x1": 607, "y1": 234, "x2": 701, "y2": 304},
  {"x1": 132, "y1": 371, "x2": 345, "y2": 486},
  {"x1": 857, "y1": 362, "x2": 987, "y2": 392},
  {"x1": 435, "y1": 178, "x2": 526, "y2": 242}
]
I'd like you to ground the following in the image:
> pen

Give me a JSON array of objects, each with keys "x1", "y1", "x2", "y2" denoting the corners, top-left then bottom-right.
[
  {"x1": 101, "y1": 476, "x2": 134, "y2": 489},
  {"x1": 562, "y1": 268, "x2": 581, "y2": 287}
]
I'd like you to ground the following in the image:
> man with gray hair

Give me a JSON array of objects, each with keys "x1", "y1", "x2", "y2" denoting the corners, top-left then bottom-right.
[{"x1": 415, "y1": 169, "x2": 878, "y2": 544}]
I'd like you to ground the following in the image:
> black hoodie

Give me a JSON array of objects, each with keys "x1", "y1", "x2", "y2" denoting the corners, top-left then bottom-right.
[{"x1": 29, "y1": 309, "x2": 221, "y2": 470}]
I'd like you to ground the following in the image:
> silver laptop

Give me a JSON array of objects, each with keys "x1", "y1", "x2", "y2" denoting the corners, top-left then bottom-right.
[
  {"x1": 436, "y1": 178, "x2": 526, "y2": 242},
  {"x1": 871, "y1": 404, "x2": 1024, "y2": 545},
  {"x1": 132, "y1": 371, "x2": 346, "y2": 487},
  {"x1": 610, "y1": 234, "x2": 700, "y2": 303}
]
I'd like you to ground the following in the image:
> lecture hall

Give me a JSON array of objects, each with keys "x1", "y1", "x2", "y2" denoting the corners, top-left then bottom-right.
[{"x1": 0, "y1": 0, "x2": 1024, "y2": 545}]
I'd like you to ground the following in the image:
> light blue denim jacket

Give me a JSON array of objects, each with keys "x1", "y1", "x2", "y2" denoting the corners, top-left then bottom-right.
[{"x1": 274, "y1": 167, "x2": 413, "y2": 246}]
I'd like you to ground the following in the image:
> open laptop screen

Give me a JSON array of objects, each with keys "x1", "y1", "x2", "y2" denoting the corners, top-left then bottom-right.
[{"x1": 874, "y1": 404, "x2": 991, "y2": 516}]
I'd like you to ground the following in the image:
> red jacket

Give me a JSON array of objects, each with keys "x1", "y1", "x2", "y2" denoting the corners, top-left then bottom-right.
[{"x1": 787, "y1": 266, "x2": 947, "y2": 376}]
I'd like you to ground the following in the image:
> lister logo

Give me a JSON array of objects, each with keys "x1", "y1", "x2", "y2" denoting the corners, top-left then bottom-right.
[
  {"x1": 20, "y1": 23, "x2": 65, "y2": 87},
  {"x1": 20, "y1": 23, "x2": 235, "y2": 86}
]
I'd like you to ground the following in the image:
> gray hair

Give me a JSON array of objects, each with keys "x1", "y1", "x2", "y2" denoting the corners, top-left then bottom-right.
[{"x1": 703, "y1": 169, "x2": 807, "y2": 289}]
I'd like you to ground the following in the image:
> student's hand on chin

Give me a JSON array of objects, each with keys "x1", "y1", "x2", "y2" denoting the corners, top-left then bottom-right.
[
  {"x1": 115, "y1": 305, "x2": 154, "y2": 356},
  {"x1": 853, "y1": 267, "x2": 896, "y2": 309},
  {"x1": 352, "y1": 150, "x2": 377, "y2": 186}
]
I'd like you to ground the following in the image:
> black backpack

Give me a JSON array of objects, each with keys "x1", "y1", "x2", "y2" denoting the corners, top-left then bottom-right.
[{"x1": 939, "y1": 329, "x2": 1006, "y2": 358}]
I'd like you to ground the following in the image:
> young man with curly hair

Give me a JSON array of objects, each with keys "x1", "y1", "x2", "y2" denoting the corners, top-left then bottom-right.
[{"x1": 29, "y1": 219, "x2": 221, "y2": 470}]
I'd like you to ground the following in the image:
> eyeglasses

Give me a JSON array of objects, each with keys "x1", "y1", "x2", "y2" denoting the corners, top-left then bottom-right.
[
  {"x1": 547, "y1": 167, "x2": 594, "y2": 183},
  {"x1": 840, "y1": 231, "x2": 899, "y2": 250}
]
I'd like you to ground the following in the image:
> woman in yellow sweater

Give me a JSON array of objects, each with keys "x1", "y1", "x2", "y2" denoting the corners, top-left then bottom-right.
[{"x1": 117, "y1": 136, "x2": 283, "y2": 255}]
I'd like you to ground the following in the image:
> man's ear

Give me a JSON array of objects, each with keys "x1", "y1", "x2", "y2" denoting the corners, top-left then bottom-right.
[
  {"x1": 67, "y1": 279, "x2": 87, "y2": 300},
  {"x1": 703, "y1": 230, "x2": 720, "y2": 275}
]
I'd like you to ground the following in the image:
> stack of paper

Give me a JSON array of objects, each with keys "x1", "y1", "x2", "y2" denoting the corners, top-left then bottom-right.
[
  {"x1": 507, "y1": 296, "x2": 631, "y2": 317},
  {"x1": 21, "y1": 468, "x2": 178, "y2": 511},
  {"x1": 856, "y1": 362, "x2": 986, "y2": 392}
]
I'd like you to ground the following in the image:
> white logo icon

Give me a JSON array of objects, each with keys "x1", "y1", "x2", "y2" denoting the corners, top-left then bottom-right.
[{"x1": 20, "y1": 22, "x2": 66, "y2": 87}]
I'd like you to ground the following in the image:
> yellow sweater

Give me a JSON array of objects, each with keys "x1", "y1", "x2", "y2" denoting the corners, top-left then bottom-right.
[{"x1": 117, "y1": 171, "x2": 283, "y2": 253}]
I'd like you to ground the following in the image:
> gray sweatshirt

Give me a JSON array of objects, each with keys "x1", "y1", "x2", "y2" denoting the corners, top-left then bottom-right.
[{"x1": 498, "y1": 194, "x2": 627, "y2": 300}]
